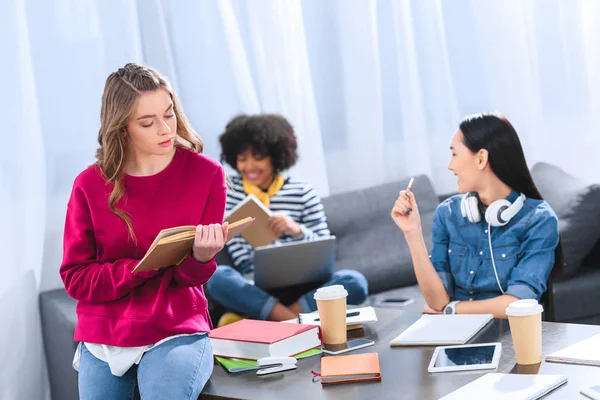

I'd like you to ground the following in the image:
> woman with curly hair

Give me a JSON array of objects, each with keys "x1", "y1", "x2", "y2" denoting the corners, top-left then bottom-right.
[{"x1": 206, "y1": 114, "x2": 368, "y2": 325}]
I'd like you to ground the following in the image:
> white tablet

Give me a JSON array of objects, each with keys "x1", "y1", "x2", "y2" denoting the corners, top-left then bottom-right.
[
  {"x1": 428, "y1": 342, "x2": 502, "y2": 373},
  {"x1": 582, "y1": 384, "x2": 600, "y2": 400}
]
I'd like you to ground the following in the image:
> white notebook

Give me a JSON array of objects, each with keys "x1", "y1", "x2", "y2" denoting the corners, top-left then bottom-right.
[
  {"x1": 389, "y1": 314, "x2": 493, "y2": 346},
  {"x1": 440, "y1": 373, "x2": 567, "y2": 400},
  {"x1": 282, "y1": 306, "x2": 377, "y2": 331},
  {"x1": 297, "y1": 306, "x2": 378, "y2": 326},
  {"x1": 546, "y1": 333, "x2": 600, "y2": 366}
]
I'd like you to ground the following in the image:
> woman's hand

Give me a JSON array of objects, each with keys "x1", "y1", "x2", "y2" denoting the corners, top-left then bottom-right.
[
  {"x1": 391, "y1": 187, "x2": 422, "y2": 235},
  {"x1": 268, "y1": 215, "x2": 302, "y2": 237},
  {"x1": 424, "y1": 303, "x2": 443, "y2": 314},
  {"x1": 192, "y1": 223, "x2": 229, "y2": 263}
]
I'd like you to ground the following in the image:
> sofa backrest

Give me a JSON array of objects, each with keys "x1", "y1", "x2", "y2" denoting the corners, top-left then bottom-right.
[
  {"x1": 322, "y1": 174, "x2": 439, "y2": 294},
  {"x1": 531, "y1": 162, "x2": 600, "y2": 278}
]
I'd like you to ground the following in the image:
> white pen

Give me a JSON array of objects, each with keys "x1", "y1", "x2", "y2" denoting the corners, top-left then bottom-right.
[{"x1": 403, "y1": 177, "x2": 414, "y2": 199}]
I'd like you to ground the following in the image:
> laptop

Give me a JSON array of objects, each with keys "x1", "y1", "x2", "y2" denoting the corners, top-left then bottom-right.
[{"x1": 253, "y1": 236, "x2": 336, "y2": 290}]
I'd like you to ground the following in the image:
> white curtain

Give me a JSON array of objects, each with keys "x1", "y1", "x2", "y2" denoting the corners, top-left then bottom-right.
[
  {"x1": 2, "y1": 1, "x2": 600, "y2": 398},
  {"x1": 304, "y1": 0, "x2": 600, "y2": 195}
]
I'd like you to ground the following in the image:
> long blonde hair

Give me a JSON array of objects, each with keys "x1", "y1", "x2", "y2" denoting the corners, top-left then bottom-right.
[{"x1": 96, "y1": 63, "x2": 203, "y2": 239}]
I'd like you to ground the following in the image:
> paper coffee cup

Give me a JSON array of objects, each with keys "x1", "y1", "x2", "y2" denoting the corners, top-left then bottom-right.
[
  {"x1": 506, "y1": 299, "x2": 543, "y2": 365},
  {"x1": 314, "y1": 285, "x2": 348, "y2": 345}
]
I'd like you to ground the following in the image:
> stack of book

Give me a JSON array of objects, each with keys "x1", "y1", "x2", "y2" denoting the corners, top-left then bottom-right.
[{"x1": 209, "y1": 319, "x2": 322, "y2": 372}]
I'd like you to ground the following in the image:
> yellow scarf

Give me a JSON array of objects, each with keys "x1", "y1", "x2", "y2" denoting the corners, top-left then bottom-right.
[{"x1": 242, "y1": 174, "x2": 285, "y2": 207}]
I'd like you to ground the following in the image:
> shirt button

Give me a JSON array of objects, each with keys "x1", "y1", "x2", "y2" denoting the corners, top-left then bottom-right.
[
  {"x1": 479, "y1": 251, "x2": 483, "y2": 255},
  {"x1": 484, "y1": 229, "x2": 488, "y2": 233},
  {"x1": 469, "y1": 270, "x2": 474, "y2": 275},
  {"x1": 448, "y1": 249, "x2": 452, "y2": 254},
  {"x1": 469, "y1": 298, "x2": 473, "y2": 301},
  {"x1": 502, "y1": 254, "x2": 506, "y2": 258}
]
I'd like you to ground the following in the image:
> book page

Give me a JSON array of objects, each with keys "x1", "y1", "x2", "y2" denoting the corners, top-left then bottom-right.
[{"x1": 157, "y1": 226, "x2": 196, "y2": 240}]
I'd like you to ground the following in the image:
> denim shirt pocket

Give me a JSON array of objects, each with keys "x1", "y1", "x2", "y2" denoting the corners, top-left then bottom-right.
[
  {"x1": 489, "y1": 244, "x2": 519, "y2": 281},
  {"x1": 448, "y1": 241, "x2": 469, "y2": 275}
]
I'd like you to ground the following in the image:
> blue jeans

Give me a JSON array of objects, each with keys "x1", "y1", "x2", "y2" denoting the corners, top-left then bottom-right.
[
  {"x1": 206, "y1": 266, "x2": 368, "y2": 320},
  {"x1": 78, "y1": 334, "x2": 213, "y2": 400}
]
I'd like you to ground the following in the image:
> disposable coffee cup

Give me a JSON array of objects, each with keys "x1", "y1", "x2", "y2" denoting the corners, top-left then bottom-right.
[
  {"x1": 314, "y1": 285, "x2": 348, "y2": 345},
  {"x1": 506, "y1": 299, "x2": 543, "y2": 365}
]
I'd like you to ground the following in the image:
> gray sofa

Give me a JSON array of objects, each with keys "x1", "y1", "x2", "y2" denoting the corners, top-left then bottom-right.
[
  {"x1": 39, "y1": 165, "x2": 600, "y2": 399},
  {"x1": 529, "y1": 162, "x2": 600, "y2": 324}
]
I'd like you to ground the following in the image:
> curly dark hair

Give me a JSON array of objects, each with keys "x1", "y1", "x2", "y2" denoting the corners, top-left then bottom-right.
[{"x1": 219, "y1": 114, "x2": 299, "y2": 173}]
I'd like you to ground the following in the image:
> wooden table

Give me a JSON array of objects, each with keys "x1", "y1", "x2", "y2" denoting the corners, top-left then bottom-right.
[{"x1": 201, "y1": 307, "x2": 600, "y2": 399}]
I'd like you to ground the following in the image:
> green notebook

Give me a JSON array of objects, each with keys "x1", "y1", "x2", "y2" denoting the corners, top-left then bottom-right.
[{"x1": 216, "y1": 348, "x2": 322, "y2": 373}]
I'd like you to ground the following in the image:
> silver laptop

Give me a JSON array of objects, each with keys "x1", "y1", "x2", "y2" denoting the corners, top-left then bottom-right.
[{"x1": 253, "y1": 236, "x2": 336, "y2": 290}]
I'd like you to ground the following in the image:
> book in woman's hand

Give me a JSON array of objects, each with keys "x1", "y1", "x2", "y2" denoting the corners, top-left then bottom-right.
[
  {"x1": 132, "y1": 217, "x2": 254, "y2": 273},
  {"x1": 224, "y1": 194, "x2": 277, "y2": 247}
]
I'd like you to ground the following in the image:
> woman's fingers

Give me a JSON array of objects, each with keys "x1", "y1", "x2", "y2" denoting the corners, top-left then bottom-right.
[
  {"x1": 221, "y1": 222, "x2": 229, "y2": 243},
  {"x1": 406, "y1": 187, "x2": 417, "y2": 208},
  {"x1": 394, "y1": 198, "x2": 410, "y2": 215},
  {"x1": 397, "y1": 193, "x2": 412, "y2": 211},
  {"x1": 392, "y1": 205, "x2": 408, "y2": 218},
  {"x1": 213, "y1": 224, "x2": 223, "y2": 245}
]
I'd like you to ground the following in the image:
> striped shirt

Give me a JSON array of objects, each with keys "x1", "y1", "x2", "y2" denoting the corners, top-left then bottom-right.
[{"x1": 225, "y1": 175, "x2": 330, "y2": 274}]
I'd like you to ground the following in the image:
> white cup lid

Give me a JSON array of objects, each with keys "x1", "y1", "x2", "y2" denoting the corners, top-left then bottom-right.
[
  {"x1": 505, "y1": 299, "x2": 543, "y2": 317},
  {"x1": 313, "y1": 285, "x2": 348, "y2": 301}
]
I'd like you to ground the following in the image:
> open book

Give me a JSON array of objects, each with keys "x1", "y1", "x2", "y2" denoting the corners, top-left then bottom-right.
[
  {"x1": 224, "y1": 194, "x2": 277, "y2": 247},
  {"x1": 132, "y1": 217, "x2": 254, "y2": 273}
]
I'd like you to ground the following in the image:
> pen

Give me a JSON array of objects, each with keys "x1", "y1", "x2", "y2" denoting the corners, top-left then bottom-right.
[
  {"x1": 314, "y1": 311, "x2": 360, "y2": 322},
  {"x1": 403, "y1": 177, "x2": 414, "y2": 200}
]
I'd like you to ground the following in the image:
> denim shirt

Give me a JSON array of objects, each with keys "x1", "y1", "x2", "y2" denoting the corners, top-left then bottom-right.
[{"x1": 431, "y1": 191, "x2": 559, "y2": 302}]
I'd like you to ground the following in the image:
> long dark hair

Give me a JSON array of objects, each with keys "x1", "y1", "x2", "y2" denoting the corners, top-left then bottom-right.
[{"x1": 459, "y1": 113, "x2": 564, "y2": 280}]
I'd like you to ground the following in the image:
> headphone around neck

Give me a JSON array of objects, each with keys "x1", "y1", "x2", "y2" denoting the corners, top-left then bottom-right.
[
  {"x1": 460, "y1": 192, "x2": 526, "y2": 227},
  {"x1": 460, "y1": 191, "x2": 526, "y2": 295}
]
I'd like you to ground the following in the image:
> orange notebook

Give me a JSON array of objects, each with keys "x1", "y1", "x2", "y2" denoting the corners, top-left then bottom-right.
[
  {"x1": 132, "y1": 217, "x2": 254, "y2": 273},
  {"x1": 320, "y1": 352, "x2": 381, "y2": 385}
]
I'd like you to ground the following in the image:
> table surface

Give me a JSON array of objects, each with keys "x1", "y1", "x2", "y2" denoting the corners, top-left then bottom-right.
[{"x1": 201, "y1": 306, "x2": 600, "y2": 400}]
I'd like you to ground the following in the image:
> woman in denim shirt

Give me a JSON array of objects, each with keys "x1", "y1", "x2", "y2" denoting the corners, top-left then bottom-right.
[{"x1": 392, "y1": 113, "x2": 562, "y2": 318}]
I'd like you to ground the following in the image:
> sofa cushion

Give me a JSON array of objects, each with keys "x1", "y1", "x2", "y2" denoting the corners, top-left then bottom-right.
[
  {"x1": 322, "y1": 175, "x2": 438, "y2": 294},
  {"x1": 549, "y1": 266, "x2": 600, "y2": 322},
  {"x1": 531, "y1": 162, "x2": 600, "y2": 277}
]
